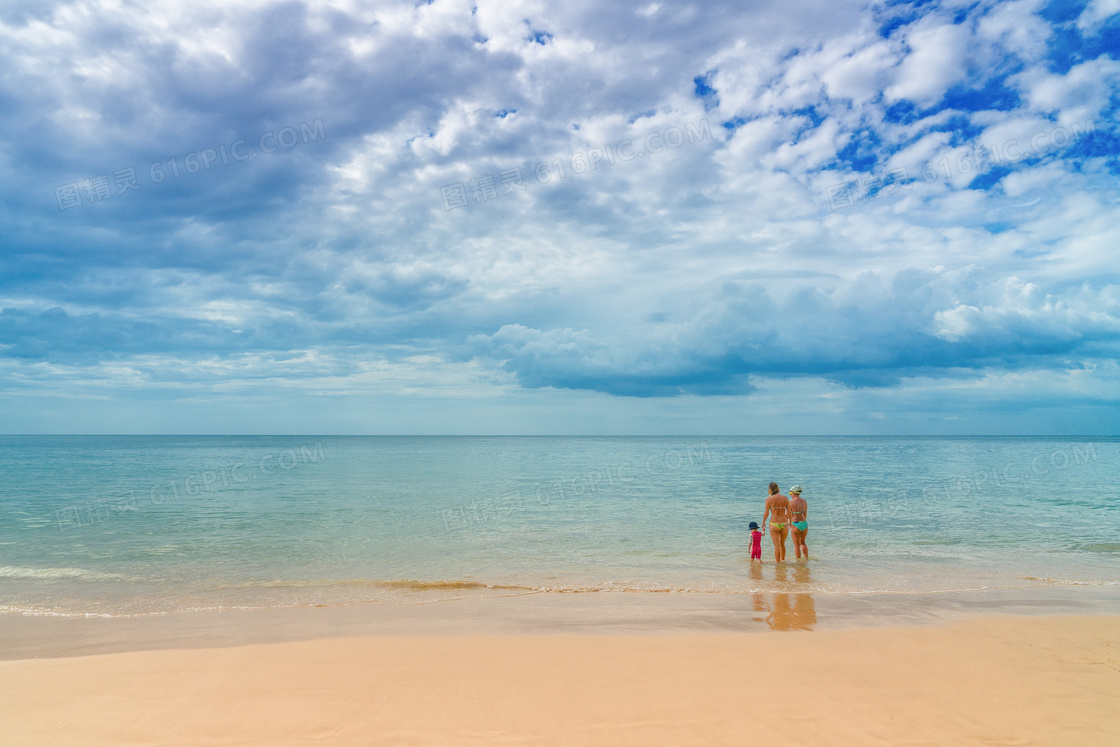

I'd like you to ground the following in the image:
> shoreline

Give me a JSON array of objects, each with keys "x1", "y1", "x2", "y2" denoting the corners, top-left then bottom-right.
[
  {"x1": 4, "y1": 583, "x2": 1119, "y2": 661},
  {"x1": 2, "y1": 614, "x2": 1117, "y2": 745}
]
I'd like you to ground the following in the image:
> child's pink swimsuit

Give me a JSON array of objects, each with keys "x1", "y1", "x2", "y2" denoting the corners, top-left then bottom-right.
[{"x1": 750, "y1": 530, "x2": 762, "y2": 560}]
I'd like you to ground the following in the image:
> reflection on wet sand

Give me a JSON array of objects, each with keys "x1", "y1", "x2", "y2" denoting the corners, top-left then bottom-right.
[{"x1": 750, "y1": 561, "x2": 817, "y2": 631}]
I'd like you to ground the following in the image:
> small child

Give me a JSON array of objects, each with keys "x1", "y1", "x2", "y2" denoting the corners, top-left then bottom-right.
[{"x1": 748, "y1": 521, "x2": 763, "y2": 561}]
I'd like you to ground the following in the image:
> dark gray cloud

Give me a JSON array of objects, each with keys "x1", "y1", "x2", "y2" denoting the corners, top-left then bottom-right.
[{"x1": 467, "y1": 272, "x2": 1120, "y2": 396}]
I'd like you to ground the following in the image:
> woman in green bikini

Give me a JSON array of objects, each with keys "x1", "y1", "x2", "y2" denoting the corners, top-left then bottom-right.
[
  {"x1": 761, "y1": 482, "x2": 791, "y2": 562},
  {"x1": 789, "y1": 485, "x2": 808, "y2": 559}
]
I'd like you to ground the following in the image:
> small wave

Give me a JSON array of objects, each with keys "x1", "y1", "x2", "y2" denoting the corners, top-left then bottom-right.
[
  {"x1": 167, "y1": 574, "x2": 1120, "y2": 598},
  {"x1": 0, "y1": 566, "x2": 124, "y2": 581},
  {"x1": 5, "y1": 578, "x2": 1117, "y2": 618},
  {"x1": 221, "y1": 578, "x2": 531, "y2": 592},
  {"x1": 0, "y1": 606, "x2": 116, "y2": 618},
  {"x1": 1019, "y1": 576, "x2": 1119, "y2": 586},
  {"x1": 376, "y1": 579, "x2": 526, "y2": 591},
  {"x1": 1081, "y1": 543, "x2": 1120, "y2": 553}
]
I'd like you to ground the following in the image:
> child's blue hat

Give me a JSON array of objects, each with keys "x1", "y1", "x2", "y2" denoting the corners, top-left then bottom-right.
[{"x1": 748, "y1": 521, "x2": 760, "y2": 530}]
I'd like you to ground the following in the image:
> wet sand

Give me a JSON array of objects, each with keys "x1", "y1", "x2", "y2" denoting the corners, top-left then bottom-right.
[{"x1": 3, "y1": 582, "x2": 1119, "y2": 660}]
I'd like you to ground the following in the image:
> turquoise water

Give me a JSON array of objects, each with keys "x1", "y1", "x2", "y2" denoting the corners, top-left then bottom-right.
[{"x1": 0, "y1": 436, "x2": 1117, "y2": 616}]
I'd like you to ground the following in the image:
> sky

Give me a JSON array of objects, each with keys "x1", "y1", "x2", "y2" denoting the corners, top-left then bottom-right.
[{"x1": 0, "y1": 0, "x2": 1118, "y2": 435}]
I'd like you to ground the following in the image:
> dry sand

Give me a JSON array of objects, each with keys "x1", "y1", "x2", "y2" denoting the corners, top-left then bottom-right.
[{"x1": 2, "y1": 615, "x2": 1117, "y2": 746}]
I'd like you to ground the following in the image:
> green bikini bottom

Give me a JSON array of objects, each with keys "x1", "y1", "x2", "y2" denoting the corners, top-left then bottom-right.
[{"x1": 792, "y1": 521, "x2": 808, "y2": 532}]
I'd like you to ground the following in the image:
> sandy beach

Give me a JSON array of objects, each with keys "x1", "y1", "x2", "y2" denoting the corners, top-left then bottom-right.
[{"x1": 2, "y1": 612, "x2": 1117, "y2": 746}]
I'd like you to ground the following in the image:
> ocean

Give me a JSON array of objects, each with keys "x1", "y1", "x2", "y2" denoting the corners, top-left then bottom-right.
[{"x1": 1, "y1": 436, "x2": 1117, "y2": 617}]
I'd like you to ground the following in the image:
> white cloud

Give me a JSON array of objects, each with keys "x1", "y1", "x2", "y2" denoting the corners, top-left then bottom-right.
[
  {"x1": 885, "y1": 21, "x2": 970, "y2": 107},
  {"x1": 974, "y1": 0, "x2": 1051, "y2": 62},
  {"x1": 820, "y1": 37, "x2": 900, "y2": 104},
  {"x1": 1077, "y1": 0, "x2": 1120, "y2": 34},
  {"x1": 1015, "y1": 57, "x2": 1120, "y2": 124}
]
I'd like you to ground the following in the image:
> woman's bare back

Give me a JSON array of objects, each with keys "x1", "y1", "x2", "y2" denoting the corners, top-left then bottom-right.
[{"x1": 765, "y1": 494, "x2": 791, "y2": 523}]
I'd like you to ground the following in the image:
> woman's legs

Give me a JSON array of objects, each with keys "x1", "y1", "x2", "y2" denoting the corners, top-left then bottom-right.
[
  {"x1": 770, "y1": 525, "x2": 788, "y2": 561},
  {"x1": 791, "y1": 528, "x2": 804, "y2": 558}
]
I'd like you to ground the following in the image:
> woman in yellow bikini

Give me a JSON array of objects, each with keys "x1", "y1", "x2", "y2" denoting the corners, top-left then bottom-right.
[{"x1": 761, "y1": 482, "x2": 791, "y2": 562}]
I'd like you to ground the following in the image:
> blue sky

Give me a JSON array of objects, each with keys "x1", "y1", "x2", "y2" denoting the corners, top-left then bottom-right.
[{"x1": 1, "y1": 0, "x2": 1118, "y2": 434}]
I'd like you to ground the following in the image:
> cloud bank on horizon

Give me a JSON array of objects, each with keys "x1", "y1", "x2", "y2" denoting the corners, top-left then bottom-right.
[{"x1": 1, "y1": 0, "x2": 1118, "y2": 434}]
